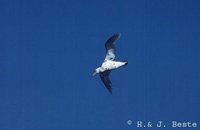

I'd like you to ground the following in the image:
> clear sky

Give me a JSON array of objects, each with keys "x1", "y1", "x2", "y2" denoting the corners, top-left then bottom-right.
[{"x1": 0, "y1": 0, "x2": 200, "y2": 130}]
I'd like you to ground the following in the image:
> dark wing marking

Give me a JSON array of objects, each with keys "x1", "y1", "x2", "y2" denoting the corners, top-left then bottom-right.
[
  {"x1": 104, "y1": 33, "x2": 121, "y2": 61},
  {"x1": 99, "y1": 71, "x2": 112, "y2": 94}
]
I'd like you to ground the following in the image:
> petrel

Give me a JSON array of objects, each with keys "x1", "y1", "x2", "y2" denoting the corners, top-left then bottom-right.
[{"x1": 93, "y1": 33, "x2": 128, "y2": 94}]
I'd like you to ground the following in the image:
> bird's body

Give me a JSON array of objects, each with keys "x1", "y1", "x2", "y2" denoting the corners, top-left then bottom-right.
[
  {"x1": 95, "y1": 60, "x2": 128, "y2": 73},
  {"x1": 93, "y1": 33, "x2": 128, "y2": 94}
]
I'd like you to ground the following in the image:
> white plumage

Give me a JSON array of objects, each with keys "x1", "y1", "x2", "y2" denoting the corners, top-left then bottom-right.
[{"x1": 93, "y1": 33, "x2": 128, "y2": 94}]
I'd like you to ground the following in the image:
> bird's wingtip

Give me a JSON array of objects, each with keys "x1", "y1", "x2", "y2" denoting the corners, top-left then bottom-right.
[{"x1": 116, "y1": 32, "x2": 121, "y2": 37}]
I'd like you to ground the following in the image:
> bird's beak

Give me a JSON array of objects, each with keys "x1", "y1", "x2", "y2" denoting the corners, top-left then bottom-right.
[{"x1": 92, "y1": 71, "x2": 97, "y2": 76}]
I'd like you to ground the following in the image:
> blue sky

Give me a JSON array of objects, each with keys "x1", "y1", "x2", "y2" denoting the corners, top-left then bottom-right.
[{"x1": 0, "y1": 0, "x2": 200, "y2": 130}]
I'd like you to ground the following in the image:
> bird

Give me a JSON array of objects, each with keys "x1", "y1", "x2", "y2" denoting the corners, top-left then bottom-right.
[{"x1": 93, "y1": 33, "x2": 128, "y2": 94}]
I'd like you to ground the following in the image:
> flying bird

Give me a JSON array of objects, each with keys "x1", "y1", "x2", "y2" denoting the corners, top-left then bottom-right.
[{"x1": 93, "y1": 33, "x2": 128, "y2": 94}]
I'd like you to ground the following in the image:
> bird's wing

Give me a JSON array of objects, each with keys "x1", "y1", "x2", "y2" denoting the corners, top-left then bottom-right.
[
  {"x1": 104, "y1": 33, "x2": 121, "y2": 61},
  {"x1": 99, "y1": 70, "x2": 112, "y2": 94}
]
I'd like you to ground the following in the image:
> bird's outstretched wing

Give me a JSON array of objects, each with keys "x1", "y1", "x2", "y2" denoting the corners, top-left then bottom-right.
[
  {"x1": 104, "y1": 33, "x2": 121, "y2": 61},
  {"x1": 99, "y1": 71, "x2": 112, "y2": 94}
]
